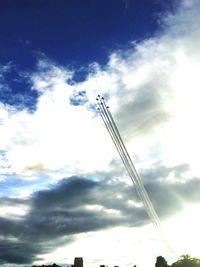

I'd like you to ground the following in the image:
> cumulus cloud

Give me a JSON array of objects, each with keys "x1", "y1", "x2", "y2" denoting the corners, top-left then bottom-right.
[
  {"x1": 1, "y1": 0, "x2": 200, "y2": 180},
  {"x1": 0, "y1": 0, "x2": 200, "y2": 264}
]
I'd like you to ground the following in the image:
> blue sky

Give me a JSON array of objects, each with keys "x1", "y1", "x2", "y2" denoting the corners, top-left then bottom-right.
[
  {"x1": 0, "y1": 0, "x2": 178, "y2": 110},
  {"x1": 1, "y1": 1, "x2": 200, "y2": 267},
  {"x1": 0, "y1": 0, "x2": 177, "y2": 65}
]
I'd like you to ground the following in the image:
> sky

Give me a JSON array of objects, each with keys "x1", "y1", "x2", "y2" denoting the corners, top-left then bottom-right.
[{"x1": 0, "y1": 0, "x2": 200, "y2": 267}]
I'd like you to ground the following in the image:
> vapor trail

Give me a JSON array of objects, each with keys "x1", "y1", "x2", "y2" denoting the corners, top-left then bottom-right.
[{"x1": 96, "y1": 95, "x2": 176, "y2": 253}]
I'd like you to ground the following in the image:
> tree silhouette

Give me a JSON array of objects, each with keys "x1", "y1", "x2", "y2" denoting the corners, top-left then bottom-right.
[
  {"x1": 171, "y1": 255, "x2": 200, "y2": 267},
  {"x1": 156, "y1": 256, "x2": 168, "y2": 267}
]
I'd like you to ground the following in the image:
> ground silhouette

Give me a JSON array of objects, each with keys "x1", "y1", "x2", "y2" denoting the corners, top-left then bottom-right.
[
  {"x1": 156, "y1": 255, "x2": 200, "y2": 267},
  {"x1": 30, "y1": 255, "x2": 200, "y2": 267}
]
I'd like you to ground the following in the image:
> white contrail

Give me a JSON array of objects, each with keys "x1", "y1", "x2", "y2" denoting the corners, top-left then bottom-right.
[{"x1": 96, "y1": 95, "x2": 176, "y2": 254}]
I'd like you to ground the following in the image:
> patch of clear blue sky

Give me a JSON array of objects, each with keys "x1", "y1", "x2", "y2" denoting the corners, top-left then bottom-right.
[
  {"x1": 0, "y1": 173, "x2": 53, "y2": 197},
  {"x1": 0, "y1": 0, "x2": 179, "y2": 111}
]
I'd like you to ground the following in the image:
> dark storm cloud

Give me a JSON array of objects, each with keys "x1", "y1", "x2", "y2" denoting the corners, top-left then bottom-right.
[
  {"x1": 0, "y1": 239, "x2": 41, "y2": 264},
  {"x1": 0, "y1": 171, "x2": 200, "y2": 264},
  {"x1": 140, "y1": 163, "x2": 190, "y2": 183},
  {"x1": 0, "y1": 196, "x2": 27, "y2": 206}
]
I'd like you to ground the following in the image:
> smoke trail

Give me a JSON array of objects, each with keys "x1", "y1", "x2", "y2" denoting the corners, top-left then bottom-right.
[{"x1": 96, "y1": 95, "x2": 176, "y2": 254}]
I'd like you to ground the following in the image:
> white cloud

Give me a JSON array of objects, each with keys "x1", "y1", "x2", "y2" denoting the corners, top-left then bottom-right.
[
  {"x1": 1, "y1": 1, "x2": 200, "y2": 264},
  {"x1": 0, "y1": 63, "x2": 117, "y2": 178},
  {"x1": 1, "y1": 0, "x2": 200, "y2": 183}
]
